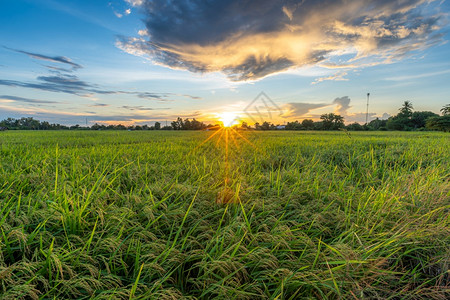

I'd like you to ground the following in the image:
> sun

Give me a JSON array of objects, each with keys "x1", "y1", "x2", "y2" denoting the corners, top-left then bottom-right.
[{"x1": 218, "y1": 112, "x2": 240, "y2": 127}]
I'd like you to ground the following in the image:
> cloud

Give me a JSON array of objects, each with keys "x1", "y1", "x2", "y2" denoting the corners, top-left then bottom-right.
[
  {"x1": 44, "y1": 65, "x2": 74, "y2": 73},
  {"x1": 125, "y1": 0, "x2": 143, "y2": 7},
  {"x1": 0, "y1": 74, "x2": 96, "y2": 96},
  {"x1": 138, "y1": 29, "x2": 148, "y2": 36},
  {"x1": 38, "y1": 74, "x2": 91, "y2": 88},
  {"x1": 0, "y1": 95, "x2": 59, "y2": 104},
  {"x1": 332, "y1": 96, "x2": 391, "y2": 123},
  {"x1": 88, "y1": 103, "x2": 109, "y2": 107},
  {"x1": 122, "y1": 105, "x2": 155, "y2": 110},
  {"x1": 0, "y1": 75, "x2": 198, "y2": 101},
  {"x1": 381, "y1": 113, "x2": 391, "y2": 119},
  {"x1": 312, "y1": 71, "x2": 348, "y2": 84},
  {"x1": 118, "y1": 0, "x2": 445, "y2": 81},
  {"x1": 6, "y1": 47, "x2": 83, "y2": 70},
  {"x1": 282, "y1": 102, "x2": 329, "y2": 118},
  {"x1": 345, "y1": 112, "x2": 378, "y2": 123},
  {"x1": 333, "y1": 96, "x2": 351, "y2": 115},
  {"x1": 384, "y1": 69, "x2": 450, "y2": 81},
  {"x1": 182, "y1": 94, "x2": 202, "y2": 100},
  {"x1": 0, "y1": 104, "x2": 172, "y2": 126},
  {"x1": 282, "y1": 96, "x2": 391, "y2": 123},
  {"x1": 135, "y1": 92, "x2": 169, "y2": 101},
  {"x1": 1, "y1": 47, "x2": 202, "y2": 102}
]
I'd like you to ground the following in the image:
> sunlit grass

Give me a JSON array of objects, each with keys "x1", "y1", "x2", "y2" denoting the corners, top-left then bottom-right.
[{"x1": 0, "y1": 130, "x2": 448, "y2": 299}]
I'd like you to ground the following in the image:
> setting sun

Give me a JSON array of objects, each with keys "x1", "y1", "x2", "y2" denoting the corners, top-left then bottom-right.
[{"x1": 218, "y1": 112, "x2": 240, "y2": 127}]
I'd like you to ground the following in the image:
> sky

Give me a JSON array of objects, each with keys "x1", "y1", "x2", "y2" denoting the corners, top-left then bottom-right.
[{"x1": 1, "y1": 0, "x2": 449, "y2": 126}]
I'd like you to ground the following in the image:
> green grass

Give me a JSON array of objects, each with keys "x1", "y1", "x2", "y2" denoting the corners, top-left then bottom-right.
[{"x1": 0, "y1": 130, "x2": 448, "y2": 299}]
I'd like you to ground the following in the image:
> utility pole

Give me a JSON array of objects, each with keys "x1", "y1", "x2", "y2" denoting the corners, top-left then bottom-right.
[{"x1": 365, "y1": 93, "x2": 370, "y2": 125}]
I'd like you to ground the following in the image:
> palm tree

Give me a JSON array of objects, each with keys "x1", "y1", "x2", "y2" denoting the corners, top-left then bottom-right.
[
  {"x1": 399, "y1": 101, "x2": 413, "y2": 117},
  {"x1": 440, "y1": 104, "x2": 450, "y2": 116}
]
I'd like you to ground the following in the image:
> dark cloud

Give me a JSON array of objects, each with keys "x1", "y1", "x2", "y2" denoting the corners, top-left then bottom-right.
[
  {"x1": 0, "y1": 75, "x2": 198, "y2": 101},
  {"x1": 121, "y1": 105, "x2": 171, "y2": 111},
  {"x1": 44, "y1": 65, "x2": 75, "y2": 73},
  {"x1": 136, "y1": 92, "x2": 168, "y2": 101},
  {"x1": 89, "y1": 103, "x2": 110, "y2": 107},
  {"x1": 119, "y1": 0, "x2": 445, "y2": 81},
  {"x1": 0, "y1": 95, "x2": 59, "y2": 104},
  {"x1": 6, "y1": 47, "x2": 83, "y2": 70},
  {"x1": 37, "y1": 75, "x2": 91, "y2": 88},
  {"x1": 1, "y1": 47, "x2": 202, "y2": 101},
  {"x1": 122, "y1": 105, "x2": 153, "y2": 110},
  {"x1": 183, "y1": 94, "x2": 202, "y2": 100},
  {"x1": 0, "y1": 75, "x2": 94, "y2": 96}
]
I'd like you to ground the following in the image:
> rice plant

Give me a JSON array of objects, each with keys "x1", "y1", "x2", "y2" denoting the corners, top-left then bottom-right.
[{"x1": 0, "y1": 130, "x2": 448, "y2": 299}]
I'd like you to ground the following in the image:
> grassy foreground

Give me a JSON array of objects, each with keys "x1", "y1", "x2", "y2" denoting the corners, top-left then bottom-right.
[{"x1": 0, "y1": 130, "x2": 448, "y2": 299}]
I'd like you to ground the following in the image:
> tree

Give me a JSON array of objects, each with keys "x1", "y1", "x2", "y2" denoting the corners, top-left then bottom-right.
[
  {"x1": 302, "y1": 119, "x2": 314, "y2": 130},
  {"x1": 190, "y1": 118, "x2": 205, "y2": 130},
  {"x1": 240, "y1": 121, "x2": 250, "y2": 129},
  {"x1": 171, "y1": 117, "x2": 184, "y2": 130},
  {"x1": 260, "y1": 121, "x2": 271, "y2": 130},
  {"x1": 387, "y1": 101, "x2": 415, "y2": 131},
  {"x1": 320, "y1": 113, "x2": 344, "y2": 130},
  {"x1": 91, "y1": 123, "x2": 102, "y2": 130},
  {"x1": 411, "y1": 111, "x2": 439, "y2": 129},
  {"x1": 367, "y1": 118, "x2": 387, "y2": 130},
  {"x1": 154, "y1": 122, "x2": 161, "y2": 130},
  {"x1": 399, "y1": 101, "x2": 413, "y2": 118},
  {"x1": 440, "y1": 104, "x2": 450, "y2": 116},
  {"x1": 286, "y1": 121, "x2": 302, "y2": 130},
  {"x1": 386, "y1": 117, "x2": 409, "y2": 131},
  {"x1": 426, "y1": 115, "x2": 450, "y2": 132},
  {"x1": 346, "y1": 122, "x2": 364, "y2": 131}
]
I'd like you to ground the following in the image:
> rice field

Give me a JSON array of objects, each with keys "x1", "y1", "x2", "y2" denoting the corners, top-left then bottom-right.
[{"x1": 0, "y1": 130, "x2": 449, "y2": 299}]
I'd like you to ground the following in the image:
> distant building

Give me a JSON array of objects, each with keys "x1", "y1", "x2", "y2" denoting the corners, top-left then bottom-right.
[{"x1": 276, "y1": 125, "x2": 286, "y2": 130}]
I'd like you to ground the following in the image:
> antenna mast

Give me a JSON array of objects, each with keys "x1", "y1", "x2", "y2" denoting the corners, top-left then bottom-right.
[{"x1": 365, "y1": 93, "x2": 370, "y2": 125}]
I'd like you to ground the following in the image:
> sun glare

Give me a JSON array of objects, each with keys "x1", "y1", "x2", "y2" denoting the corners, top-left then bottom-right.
[{"x1": 218, "y1": 112, "x2": 240, "y2": 127}]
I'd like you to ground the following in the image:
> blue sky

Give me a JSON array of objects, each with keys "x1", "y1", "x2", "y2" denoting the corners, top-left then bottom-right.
[{"x1": 1, "y1": 0, "x2": 449, "y2": 125}]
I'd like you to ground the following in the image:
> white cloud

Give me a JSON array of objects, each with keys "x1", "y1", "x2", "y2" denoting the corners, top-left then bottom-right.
[
  {"x1": 312, "y1": 72, "x2": 349, "y2": 85},
  {"x1": 125, "y1": 0, "x2": 143, "y2": 7},
  {"x1": 138, "y1": 29, "x2": 148, "y2": 36}
]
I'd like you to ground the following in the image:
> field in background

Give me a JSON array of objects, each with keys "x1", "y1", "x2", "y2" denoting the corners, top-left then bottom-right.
[{"x1": 0, "y1": 130, "x2": 449, "y2": 299}]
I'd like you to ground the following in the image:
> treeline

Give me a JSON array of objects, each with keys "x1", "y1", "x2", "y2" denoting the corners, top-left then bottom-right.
[
  {"x1": 0, "y1": 117, "x2": 212, "y2": 131},
  {"x1": 1, "y1": 103, "x2": 448, "y2": 132},
  {"x1": 267, "y1": 102, "x2": 449, "y2": 132},
  {"x1": 383, "y1": 102, "x2": 450, "y2": 132},
  {"x1": 0, "y1": 117, "x2": 70, "y2": 130}
]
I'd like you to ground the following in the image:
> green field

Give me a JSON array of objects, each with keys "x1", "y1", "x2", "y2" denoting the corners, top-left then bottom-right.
[{"x1": 0, "y1": 130, "x2": 449, "y2": 299}]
